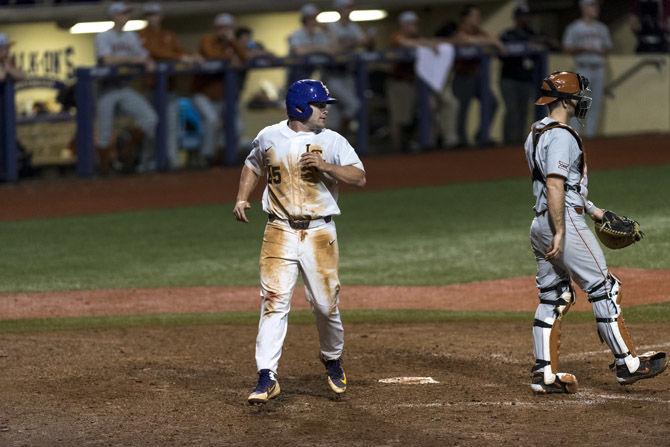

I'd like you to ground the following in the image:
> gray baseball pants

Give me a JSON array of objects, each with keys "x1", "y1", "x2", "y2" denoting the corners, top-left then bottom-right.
[
  {"x1": 530, "y1": 207, "x2": 639, "y2": 380},
  {"x1": 96, "y1": 87, "x2": 158, "y2": 153}
]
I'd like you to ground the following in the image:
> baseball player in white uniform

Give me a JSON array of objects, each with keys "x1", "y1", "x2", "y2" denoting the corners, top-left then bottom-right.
[
  {"x1": 233, "y1": 79, "x2": 366, "y2": 404},
  {"x1": 525, "y1": 71, "x2": 667, "y2": 394}
]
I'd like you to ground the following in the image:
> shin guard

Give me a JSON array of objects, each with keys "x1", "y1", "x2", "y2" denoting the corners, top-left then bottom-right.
[
  {"x1": 589, "y1": 274, "x2": 640, "y2": 373},
  {"x1": 532, "y1": 281, "x2": 575, "y2": 384}
]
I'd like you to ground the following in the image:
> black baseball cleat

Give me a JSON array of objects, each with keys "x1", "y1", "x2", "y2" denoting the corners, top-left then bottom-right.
[
  {"x1": 248, "y1": 369, "x2": 280, "y2": 405},
  {"x1": 321, "y1": 355, "x2": 347, "y2": 394},
  {"x1": 611, "y1": 351, "x2": 668, "y2": 385},
  {"x1": 530, "y1": 371, "x2": 578, "y2": 394}
]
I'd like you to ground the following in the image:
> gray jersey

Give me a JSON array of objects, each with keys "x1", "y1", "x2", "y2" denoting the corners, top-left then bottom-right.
[
  {"x1": 327, "y1": 20, "x2": 365, "y2": 49},
  {"x1": 95, "y1": 29, "x2": 148, "y2": 61},
  {"x1": 524, "y1": 118, "x2": 587, "y2": 213},
  {"x1": 562, "y1": 19, "x2": 612, "y2": 66},
  {"x1": 288, "y1": 28, "x2": 331, "y2": 53}
]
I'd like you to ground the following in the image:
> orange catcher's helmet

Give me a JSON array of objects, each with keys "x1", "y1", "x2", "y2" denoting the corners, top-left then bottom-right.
[{"x1": 535, "y1": 71, "x2": 592, "y2": 119}]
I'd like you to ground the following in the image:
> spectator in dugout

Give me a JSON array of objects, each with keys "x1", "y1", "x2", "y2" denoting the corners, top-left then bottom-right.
[
  {"x1": 235, "y1": 26, "x2": 274, "y2": 92},
  {"x1": 386, "y1": 12, "x2": 478, "y2": 153},
  {"x1": 629, "y1": 0, "x2": 670, "y2": 53},
  {"x1": 287, "y1": 4, "x2": 333, "y2": 86},
  {"x1": 0, "y1": 33, "x2": 25, "y2": 82},
  {"x1": 498, "y1": 5, "x2": 558, "y2": 146},
  {"x1": 138, "y1": 1, "x2": 204, "y2": 169},
  {"x1": 322, "y1": 0, "x2": 374, "y2": 135},
  {"x1": 432, "y1": 20, "x2": 460, "y2": 149},
  {"x1": 452, "y1": 4, "x2": 505, "y2": 148},
  {"x1": 192, "y1": 13, "x2": 247, "y2": 165},
  {"x1": 385, "y1": 11, "x2": 435, "y2": 153},
  {"x1": 95, "y1": 1, "x2": 158, "y2": 174},
  {"x1": 562, "y1": 0, "x2": 612, "y2": 138}
]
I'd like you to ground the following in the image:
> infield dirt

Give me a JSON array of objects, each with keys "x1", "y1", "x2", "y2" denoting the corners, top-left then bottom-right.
[{"x1": 2, "y1": 321, "x2": 670, "y2": 446}]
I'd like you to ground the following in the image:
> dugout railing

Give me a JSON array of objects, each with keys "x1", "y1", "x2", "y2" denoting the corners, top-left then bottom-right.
[{"x1": 0, "y1": 44, "x2": 549, "y2": 181}]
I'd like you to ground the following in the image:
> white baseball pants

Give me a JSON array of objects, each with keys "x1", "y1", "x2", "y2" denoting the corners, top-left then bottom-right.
[{"x1": 254, "y1": 218, "x2": 344, "y2": 373}]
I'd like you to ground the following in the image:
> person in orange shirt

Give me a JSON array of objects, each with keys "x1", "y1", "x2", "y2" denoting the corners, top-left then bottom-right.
[
  {"x1": 139, "y1": 2, "x2": 202, "y2": 64},
  {"x1": 193, "y1": 13, "x2": 247, "y2": 164},
  {"x1": 138, "y1": 2, "x2": 204, "y2": 168}
]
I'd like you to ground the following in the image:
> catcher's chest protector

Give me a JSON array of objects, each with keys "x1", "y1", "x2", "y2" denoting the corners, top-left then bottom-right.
[{"x1": 531, "y1": 122, "x2": 585, "y2": 187}]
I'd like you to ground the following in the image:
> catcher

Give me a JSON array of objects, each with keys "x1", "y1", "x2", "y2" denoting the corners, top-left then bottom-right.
[{"x1": 524, "y1": 71, "x2": 667, "y2": 394}]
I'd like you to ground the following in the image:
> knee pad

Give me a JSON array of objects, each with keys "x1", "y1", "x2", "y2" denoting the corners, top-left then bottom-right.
[
  {"x1": 532, "y1": 281, "x2": 575, "y2": 384},
  {"x1": 588, "y1": 273, "x2": 640, "y2": 372},
  {"x1": 539, "y1": 281, "x2": 576, "y2": 319}
]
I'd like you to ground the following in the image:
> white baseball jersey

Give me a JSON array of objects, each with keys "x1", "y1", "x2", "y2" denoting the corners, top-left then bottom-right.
[
  {"x1": 248, "y1": 120, "x2": 363, "y2": 375},
  {"x1": 244, "y1": 120, "x2": 364, "y2": 220}
]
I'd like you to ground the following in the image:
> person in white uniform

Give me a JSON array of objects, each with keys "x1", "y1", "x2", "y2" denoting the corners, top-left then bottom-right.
[
  {"x1": 525, "y1": 71, "x2": 667, "y2": 394},
  {"x1": 233, "y1": 79, "x2": 366, "y2": 404}
]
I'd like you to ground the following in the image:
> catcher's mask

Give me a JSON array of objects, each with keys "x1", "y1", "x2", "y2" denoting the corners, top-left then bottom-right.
[{"x1": 535, "y1": 71, "x2": 592, "y2": 119}]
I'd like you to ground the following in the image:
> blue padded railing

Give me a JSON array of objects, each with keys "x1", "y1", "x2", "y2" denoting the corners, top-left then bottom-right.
[{"x1": 1, "y1": 44, "x2": 548, "y2": 180}]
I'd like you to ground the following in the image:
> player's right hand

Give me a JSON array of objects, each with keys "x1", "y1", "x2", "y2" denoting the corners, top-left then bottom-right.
[
  {"x1": 545, "y1": 233, "x2": 564, "y2": 260},
  {"x1": 233, "y1": 200, "x2": 251, "y2": 223}
]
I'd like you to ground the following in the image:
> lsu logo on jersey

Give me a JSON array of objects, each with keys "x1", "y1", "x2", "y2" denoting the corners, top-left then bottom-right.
[{"x1": 302, "y1": 143, "x2": 323, "y2": 183}]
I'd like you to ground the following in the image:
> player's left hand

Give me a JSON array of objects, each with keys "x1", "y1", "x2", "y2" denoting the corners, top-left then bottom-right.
[
  {"x1": 299, "y1": 152, "x2": 329, "y2": 173},
  {"x1": 233, "y1": 200, "x2": 251, "y2": 223}
]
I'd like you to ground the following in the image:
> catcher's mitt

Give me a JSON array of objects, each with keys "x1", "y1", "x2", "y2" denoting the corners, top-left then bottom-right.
[{"x1": 595, "y1": 210, "x2": 645, "y2": 250}]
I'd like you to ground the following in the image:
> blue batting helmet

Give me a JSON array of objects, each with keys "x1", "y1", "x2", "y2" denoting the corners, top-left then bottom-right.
[{"x1": 285, "y1": 79, "x2": 337, "y2": 121}]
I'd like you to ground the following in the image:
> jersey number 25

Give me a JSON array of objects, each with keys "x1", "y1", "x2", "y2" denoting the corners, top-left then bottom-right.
[{"x1": 267, "y1": 165, "x2": 281, "y2": 185}]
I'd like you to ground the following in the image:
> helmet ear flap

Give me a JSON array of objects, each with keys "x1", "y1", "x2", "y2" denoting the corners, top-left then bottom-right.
[{"x1": 290, "y1": 103, "x2": 312, "y2": 121}]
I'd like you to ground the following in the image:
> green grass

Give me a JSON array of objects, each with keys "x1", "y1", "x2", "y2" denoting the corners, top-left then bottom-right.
[
  {"x1": 2, "y1": 302, "x2": 670, "y2": 333},
  {"x1": 1, "y1": 165, "x2": 669, "y2": 293}
]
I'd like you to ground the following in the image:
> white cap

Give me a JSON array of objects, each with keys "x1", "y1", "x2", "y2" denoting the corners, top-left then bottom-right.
[
  {"x1": 108, "y1": 1, "x2": 131, "y2": 16},
  {"x1": 301, "y1": 3, "x2": 319, "y2": 17},
  {"x1": 214, "y1": 13, "x2": 235, "y2": 27},
  {"x1": 398, "y1": 11, "x2": 418, "y2": 24},
  {"x1": 143, "y1": 2, "x2": 162, "y2": 15},
  {"x1": 0, "y1": 33, "x2": 12, "y2": 46},
  {"x1": 333, "y1": 0, "x2": 354, "y2": 9}
]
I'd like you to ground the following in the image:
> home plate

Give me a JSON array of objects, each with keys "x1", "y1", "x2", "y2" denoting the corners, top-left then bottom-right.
[{"x1": 378, "y1": 377, "x2": 440, "y2": 385}]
